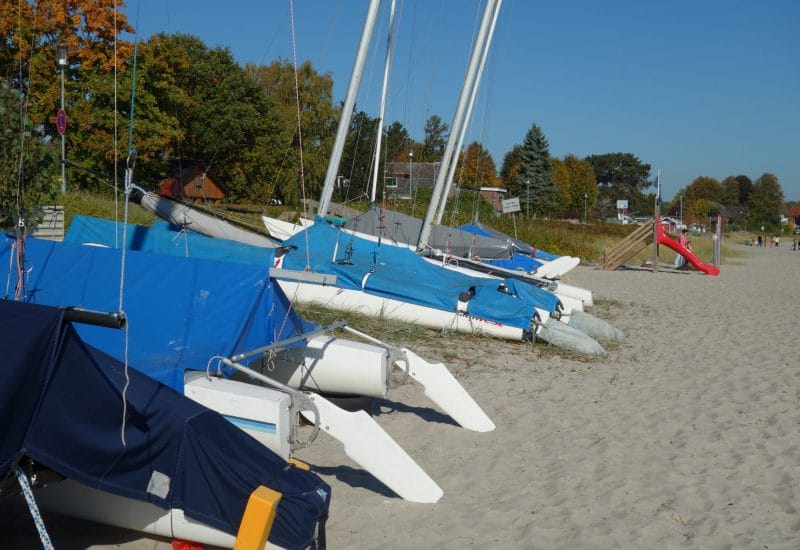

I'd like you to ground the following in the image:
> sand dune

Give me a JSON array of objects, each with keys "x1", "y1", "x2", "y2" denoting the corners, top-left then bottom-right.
[{"x1": 3, "y1": 242, "x2": 798, "y2": 549}]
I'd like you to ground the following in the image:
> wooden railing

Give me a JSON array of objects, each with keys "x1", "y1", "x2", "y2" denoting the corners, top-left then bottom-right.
[{"x1": 602, "y1": 219, "x2": 654, "y2": 271}]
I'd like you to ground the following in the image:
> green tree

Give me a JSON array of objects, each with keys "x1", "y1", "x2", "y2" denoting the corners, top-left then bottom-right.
[
  {"x1": 584, "y1": 152, "x2": 651, "y2": 216},
  {"x1": 420, "y1": 114, "x2": 448, "y2": 162},
  {"x1": 685, "y1": 176, "x2": 723, "y2": 204},
  {"x1": 747, "y1": 172, "x2": 784, "y2": 230},
  {"x1": 247, "y1": 59, "x2": 337, "y2": 205},
  {"x1": 135, "y1": 34, "x2": 280, "y2": 202},
  {"x1": 555, "y1": 154, "x2": 597, "y2": 218},
  {"x1": 0, "y1": 87, "x2": 57, "y2": 229},
  {"x1": 721, "y1": 176, "x2": 741, "y2": 206},
  {"x1": 517, "y1": 123, "x2": 555, "y2": 217},
  {"x1": 736, "y1": 174, "x2": 754, "y2": 205},
  {"x1": 383, "y1": 121, "x2": 411, "y2": 163},
  {"x1": 499, "y1": 144, "x2": 523, "y2": 198},
  {"x1": 340, "y1": 110, "x2": 379, "y2": 201}
]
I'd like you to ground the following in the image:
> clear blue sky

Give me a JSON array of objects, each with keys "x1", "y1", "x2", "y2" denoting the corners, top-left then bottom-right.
[{"x1": 127, "y1": 0, "x2": 800, "y2": 201}]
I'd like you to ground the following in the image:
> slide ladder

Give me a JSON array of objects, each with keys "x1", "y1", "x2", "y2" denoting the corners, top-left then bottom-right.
[{"x1": 602, "y1": 220, "x2": 654, "y2": 271}]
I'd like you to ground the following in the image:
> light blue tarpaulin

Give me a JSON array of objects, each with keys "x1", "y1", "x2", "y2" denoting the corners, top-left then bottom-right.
[
  {"x1": 66, "y1": 215, "x2": 277, "y2": 266},
  {"x1": 1, "y1": 235, "x2": 311, "y2": 391},
  {"x1": 459, "y1": 221, "x2": 560, "y2": 262},
  {"x1": 281, "y1": 222, "x2": 559, "y2": 324},
  {"x1": 66, "y1": 216, "x2": 559, "y2": 329}
]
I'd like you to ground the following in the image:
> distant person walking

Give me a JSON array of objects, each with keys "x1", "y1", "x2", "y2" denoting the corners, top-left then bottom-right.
[
  {"x1": 674, "y1": 229, "x2": 688, "y2": 268},
  {"x1": 757, "y1": 235, "x2": 763, "y2": 247}
]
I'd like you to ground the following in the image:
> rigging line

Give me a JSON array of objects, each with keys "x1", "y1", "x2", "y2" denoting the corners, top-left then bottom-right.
[
  {"x1": 114, "y1": 0, "x2": 119, "y2": 247},
  {"x1": 15, "y1": 0, "x2": 38, "y2": 222},
  {"x1": 289, "y1": 0, "x2": 311, "y2": 270},
  {"x1": 118, "y1": 0, "x2": 142, "y2": 448}
]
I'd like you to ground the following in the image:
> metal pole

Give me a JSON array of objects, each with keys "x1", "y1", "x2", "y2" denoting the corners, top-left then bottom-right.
[
  {"x1": 60, "y1": 63, "x2": 66, "y2": 194},
  {"x1": 408, "y1": 147, "x2": 413, "y2": 198},
  {"x1": 417, "y1": 0, "x2": 498, "y2": 249},
  {"x1": 526, "y1": 180, "x2": 530, "y2": 217},
  {"x1": 713, "y1": 213, "x2": 721, "y2": 267},
  {"x1": 583, "y1": 193, "x2": 587, "y2": 223},
  {"x1": 369, "y1": 0, "x2": 397, "y2": 204},
  {"x1": 318, "y1": 0, "x2": 381, "y2": 218},
  {"x1": 435, "y1": 0, "x2": 502, "y2": 224}
]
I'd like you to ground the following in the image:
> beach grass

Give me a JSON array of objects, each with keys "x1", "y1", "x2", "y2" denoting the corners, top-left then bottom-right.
[{"x1": 56, "y1": 190, "x2": 743, "y2": 268}]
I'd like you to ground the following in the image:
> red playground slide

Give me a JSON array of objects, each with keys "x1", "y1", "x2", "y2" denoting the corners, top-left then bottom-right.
[{"x1": 656, "y1": 222, "x2": 720, "y2": 276}]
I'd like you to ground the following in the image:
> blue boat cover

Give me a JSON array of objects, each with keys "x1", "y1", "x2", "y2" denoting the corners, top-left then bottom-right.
[
  {"x1": 0, "y1": 299, "x2": 329, "y2": 546},
  {"x1": 459, "y1": 221, "x2": 561, "y2": 262},
  {"x1": 66, "y1": 215, "x2": 559, "y2": 322},
  {"x1": 67, "y1": 215, "x2": 277, "y2": 267},
  {"x1": 281, "y1": 222, "x2": 559, "y2": 320},
  {"x1": 1, "y1": 235, "x2": 313, "y2": 391}
]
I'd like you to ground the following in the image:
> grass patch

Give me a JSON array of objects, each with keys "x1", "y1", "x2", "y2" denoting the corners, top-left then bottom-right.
[{"x1": 60, "y1": 191, "x2": 156, "y2": 230}]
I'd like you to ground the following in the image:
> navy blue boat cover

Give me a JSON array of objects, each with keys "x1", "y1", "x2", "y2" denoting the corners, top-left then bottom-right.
[
  {"x1": 65, "y1": 215, "x2": 556, "y2": 327},
  {"x1": 0, "y1": 234, "x2": 314, "y2": 392},
  {"x1": 0, "y1": 299, "x2": 329, "y2": 547}
]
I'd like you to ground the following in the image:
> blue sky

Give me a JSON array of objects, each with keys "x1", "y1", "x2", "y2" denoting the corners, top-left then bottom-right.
[{"x1": 127, "y1": 0, "x2": 800, "y2": 201}]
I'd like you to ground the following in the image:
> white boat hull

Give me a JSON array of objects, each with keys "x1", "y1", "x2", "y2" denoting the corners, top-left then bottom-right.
[
  {"x1": 35, "y1": 479, "x2": 248, "y2": 548},
  {"x1": 184, "y1": 374, "x2": 293, "y2": 459},
  {"x1": 266, "y1": 334, "x2": 389, "y2": 398},
  {"x1": 276, "y1": 279, "x2": 527, "y2": 341},
  {"x1": 262, "y1": 215, "x2": 312, "y2": 241}
]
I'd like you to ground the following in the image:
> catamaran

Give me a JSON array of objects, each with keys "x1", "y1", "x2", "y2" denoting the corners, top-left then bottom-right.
[{"x1": 0, "y1": 299, "x2": 330, "y2": 549}]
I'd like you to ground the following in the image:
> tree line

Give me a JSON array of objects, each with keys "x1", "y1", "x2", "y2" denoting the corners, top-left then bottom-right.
[{"x1": 1, "y1": 1, "x2": 789, "y2": 232}]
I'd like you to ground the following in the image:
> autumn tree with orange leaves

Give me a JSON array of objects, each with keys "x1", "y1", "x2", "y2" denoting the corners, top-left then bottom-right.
[
  {"x1": 455, "y1": 142, "x2": 500, "y2": 189},
  {"x1": 1, "y1": 1, "x2": 135, "y2": 190}
]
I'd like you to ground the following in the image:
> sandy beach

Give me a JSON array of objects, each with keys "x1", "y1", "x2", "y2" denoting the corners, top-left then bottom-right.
[{"x1": 3, "y1": 241, "x2": 798, "y2": 549}]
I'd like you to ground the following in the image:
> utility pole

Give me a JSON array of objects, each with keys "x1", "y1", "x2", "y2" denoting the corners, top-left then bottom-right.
[
  {"x1": 57, "y1": 44, "x2": 68, "y2": 194},
  {"x1": 583, "y1": 193, "x2": 587, "y2": 223},
  {"x1": 526, "y1": 179, "x2": 530, "y2": 217}
]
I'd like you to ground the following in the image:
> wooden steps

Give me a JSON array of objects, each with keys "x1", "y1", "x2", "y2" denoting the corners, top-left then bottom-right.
[
  {"x1": 31, "y1": 206, "x2": 65, "y2": 241},
  {"x1": 602, "y1": 220, "x2": 654, "y2": 271}
]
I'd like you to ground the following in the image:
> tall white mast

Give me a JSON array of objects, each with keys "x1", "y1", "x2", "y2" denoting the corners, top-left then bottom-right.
[
  {"x1": 370, "y1": 0, "x2": 397, "y2": 204},
  {"x1": 318, "y1": 0, "x2": 382, "y2": 218},
  {"x1": 417, "y1": 0, "x2": 499, "y2": 249},
  {"x1": 436, "y1": 0, "x2": 501, "y2": 224}
]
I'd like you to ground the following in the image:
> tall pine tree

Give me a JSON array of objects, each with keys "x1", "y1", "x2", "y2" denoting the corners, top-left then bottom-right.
[{"x1": 517, "y1": 124, "x2": 555, "y2": 217}]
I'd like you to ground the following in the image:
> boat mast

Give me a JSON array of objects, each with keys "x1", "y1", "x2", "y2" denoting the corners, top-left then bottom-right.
[
  {"x1": 417, "y1": 0, "x2": 499, "y2": 250},
  {"x1": 318, "y1": 0, "x2": 382, "y2": 219},
  {"x1": 435, "y1": 0, "x2": 501, "y2": 224},
  {"x1": 370, "y1": 0, "x2": 397, "y2": 204}
]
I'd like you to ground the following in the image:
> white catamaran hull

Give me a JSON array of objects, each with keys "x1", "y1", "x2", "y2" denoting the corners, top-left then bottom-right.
[
  {"x1": 269, "y1": 334, "x2": 495, "y2": 433},
  {"x1": 36, "y1": 371, "x2": 445, "y2": 545},
  {"x1": 35, "y1": 479, "x2": 249, "y2": 549},
  {"x1": 276, "y1": 279, "x2": 530, "y2": 341},
  {"x1": 262, "y1": 215, "x2": 312, "y2": 241}
]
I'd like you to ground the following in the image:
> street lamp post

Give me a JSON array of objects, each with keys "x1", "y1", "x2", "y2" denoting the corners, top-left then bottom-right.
[
  {"x1": 583, "y1": 192, "x2": 588, "y2": 223},
  {"x1": 408, "y1": 147, "x2": 413, "y2": 198},
  {"x1": 526, "y1": 179, "x2": 530, "y2": 217},
  {"x1": 57, "y1": 45, "x2": 68, "y2": 194}
]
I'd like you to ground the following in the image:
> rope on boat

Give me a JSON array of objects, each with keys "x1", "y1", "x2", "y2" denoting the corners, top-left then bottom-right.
[
  {"x1": 14, "y1": 466, "x2": 54, "y2": 550},
  {"x1": 288, "y1": 0, "x2": 312, "y2": 272},
  {"x1": 118, "y1": 0, "x2": 142, "y2": 448}
]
